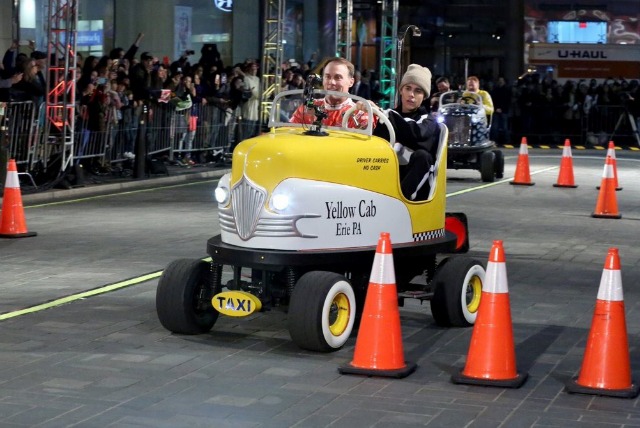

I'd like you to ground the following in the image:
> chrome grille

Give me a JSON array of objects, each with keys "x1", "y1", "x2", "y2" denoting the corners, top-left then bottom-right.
[
  {"x1": 231, "y1": 175, "x2": 267, "y2": 240},
  {"x1": 219, "y1": 204, "x2": 320, "y2": 239},
  {"x1": 446, "y1": 115, "x2": 472, "y2": 146}
]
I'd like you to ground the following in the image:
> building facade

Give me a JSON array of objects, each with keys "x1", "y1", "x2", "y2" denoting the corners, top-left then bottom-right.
[{"x1": 1, "y1": 0, "x2": 638, "y2": 82}]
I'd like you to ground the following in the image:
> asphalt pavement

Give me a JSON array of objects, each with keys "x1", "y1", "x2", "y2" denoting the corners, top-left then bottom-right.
[{"x1": 1, "y1": 148, "x2": 640, "y2": 427}]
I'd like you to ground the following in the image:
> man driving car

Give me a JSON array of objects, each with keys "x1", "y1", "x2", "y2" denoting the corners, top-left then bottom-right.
[{"x1": 290, "y1": 57, "x2": 370, "y2": 128}]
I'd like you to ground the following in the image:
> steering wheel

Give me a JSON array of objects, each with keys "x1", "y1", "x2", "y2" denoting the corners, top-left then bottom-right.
[
  {"x1": 341, "y1": 105, "x2": 396, "y2": 146},
  {"x1": 459, "y1": 95, "x2": 479, "y2": 105}
]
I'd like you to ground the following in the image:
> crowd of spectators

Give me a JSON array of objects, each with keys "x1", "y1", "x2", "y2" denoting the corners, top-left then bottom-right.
[
  {"x1": 280, "y1": 58, "x2": 639, "y2": 146},
  {"x1": 2, "y1": 34, "x2": 264, "y2": 166},
  {"x1": 434, "y1": 73, "x2": 640, "y2": 146},
  {"x1": 1, "y1": 40, "x2": 47, "y2": 106},
  {"x1": 3, "y1": 36, "x2": 640, "y2": 161}
]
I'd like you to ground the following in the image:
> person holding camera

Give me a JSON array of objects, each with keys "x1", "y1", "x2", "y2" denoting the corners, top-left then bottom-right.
[
  {"x1": 9, "y1": 56, "x2": 45, "y2": 105},
  {"x1": 290, "y1": 57, "x2": 360, "y2": 127}
]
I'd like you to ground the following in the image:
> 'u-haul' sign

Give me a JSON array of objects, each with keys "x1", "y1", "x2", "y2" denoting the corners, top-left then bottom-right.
[{"x1": 526, "y1": 43, "x2": 640, "y2": 81}]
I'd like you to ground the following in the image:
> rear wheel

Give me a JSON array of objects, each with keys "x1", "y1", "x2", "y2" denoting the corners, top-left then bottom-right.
[
  {"x1": 288, "y1": 271, "x2": 356, "y2": 352},
  {"x1": 156, "y1": 259, "x2": 219, "y2": 334},
  {"x1": 480, "y1": 150, "x2": 496, "y2": 182},
  {"x1": 430, "y1": 257, "x2": 485, "y2": 327},
  {"x1": 493, "y1": 149, "x2": 504, "y2": 179}
]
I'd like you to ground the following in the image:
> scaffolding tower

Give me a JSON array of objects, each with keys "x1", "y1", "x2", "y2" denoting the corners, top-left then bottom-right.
[
  {"x1": 378, "y1": 0, "x2": 398, "y2": 109},
  {"x1": 260, "y1": 0, "x2": 285, "y2": 127},
  {"x1": 335, "y1": 0, "x2": 353, "y2": 61},
  {"x1": 45, "y1": 0, "x2": 78, "y2": 174}
]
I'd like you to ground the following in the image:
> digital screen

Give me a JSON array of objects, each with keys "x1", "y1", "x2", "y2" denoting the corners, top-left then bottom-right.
[{"x1": 547, "y1": 21, "x2": 607, "y2": 44}]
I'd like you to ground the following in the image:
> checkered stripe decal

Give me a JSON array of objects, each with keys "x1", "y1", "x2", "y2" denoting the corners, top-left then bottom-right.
[{"x1": 413, "y1": 228, "x2": 445, "y2": 242}]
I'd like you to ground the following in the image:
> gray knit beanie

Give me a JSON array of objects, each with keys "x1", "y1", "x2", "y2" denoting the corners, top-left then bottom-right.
[{"x1": 399, "y1": 64, "x2": 432, "y2": 97}]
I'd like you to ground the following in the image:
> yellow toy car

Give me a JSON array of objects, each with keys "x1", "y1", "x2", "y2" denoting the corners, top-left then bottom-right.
[{"x1": 156, "y1": 89, "x2": 486, "y2": 352}]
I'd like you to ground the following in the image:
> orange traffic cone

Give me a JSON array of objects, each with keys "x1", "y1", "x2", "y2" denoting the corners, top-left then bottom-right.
[
  {"x1": 566, "y1": 248, "x2": 639, "y2": 398},
  {"x1": 451, "y1": 240, "x2": 527, "y2": 388},
  {"x1": 597, "y1": 141, "x2": 622, "y2": 191},
  {"x1": 0, "y1": 159, "x2": 37, "y2": 238},
  {"x1": 339, "y1": 232, "x2": 416, "y2": 378},
  {"x1": 592, "y1": 155, "x2": 621, "y2": 219},
  {"x1": 553, "y1": 139, "x2": 578, "y2": 188},
  {"x1": 510, "y1": 137, "x2": 535, "y2": 186}
]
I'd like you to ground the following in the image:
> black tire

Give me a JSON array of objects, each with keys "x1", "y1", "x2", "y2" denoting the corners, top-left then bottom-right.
[
  {"x1": 156, "y1": 259, "x2": 219, "y2": 334},
  {"x1": 288, "y1": 271, "x2": 356, "y2": 352},
  {"x1": 480, "y1": 151, "x2": 496, "y2": 182},
  {"x1": 493, "y1": 149, "x2": 504, "y2": 179},
  {"x1": 430, "y1": 257, "x2": 485, "y2": 327}
]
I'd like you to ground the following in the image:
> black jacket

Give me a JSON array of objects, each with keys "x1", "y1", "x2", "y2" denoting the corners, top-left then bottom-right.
[
  {"x1": 374, "y1": 105, "x2": 440, "y2": 158},
  {"x1": 129, "y1": 63, "x2": 151, "y2": 102}
]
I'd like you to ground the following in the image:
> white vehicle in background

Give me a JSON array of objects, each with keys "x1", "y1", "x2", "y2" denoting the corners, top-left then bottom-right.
[{"x1": 437, "y1": 91, "x2": 504, "y2": 182}]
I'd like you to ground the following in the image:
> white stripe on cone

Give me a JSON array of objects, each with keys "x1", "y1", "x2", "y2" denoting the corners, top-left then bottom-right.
[
  {"x1": 597, "y1": 269, "x2": 624, "y2": 301},
  {"x1": 483, "y1": 261, "x2": 509, "y2": 294},
  {"x1": 369, "y1": 252, "x2": 396, "y2": 285},
  {"x1": 5, "y1": 169, "x2": 19, "y2": 189},
  {"x1": 602, "y1": 162, "x2": 615, "y2": 179},
  {"x1": 607, "y1": 147, "x2": 616, "y2": 160},
  {"x1": 562, "y1": 144, "x2": 572, "y2": 158},
  {"x1": 519, "y1": 143, "x2": 529, "y2": 155}
]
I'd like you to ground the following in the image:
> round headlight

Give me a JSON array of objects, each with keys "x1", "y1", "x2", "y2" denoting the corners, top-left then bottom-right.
[
  {"x1": 271, "y1": 193, "x2": 289, "y2": 211},
  {"x1": 436, "y1": 115, "x2": 445, "y2": 123},
  {"x1": 214, "y1": 186, "x2": 230, "y2": 204}
]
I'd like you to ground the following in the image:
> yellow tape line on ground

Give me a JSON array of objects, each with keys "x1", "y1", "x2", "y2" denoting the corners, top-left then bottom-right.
[
  {"x1": 447, "y1": 166, "x2": 558, "y2": 197},
  {"x1": 0, "y1": 257, "x2": 213, "y2": 321},
  {"x1": 0, "y1": 271, "x2": 162, "y2": 321},
  {"x1": 25, "y1": 179, "x2": 217, "y2": 209}
]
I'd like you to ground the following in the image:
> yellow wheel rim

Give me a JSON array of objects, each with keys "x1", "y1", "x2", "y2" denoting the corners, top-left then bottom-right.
[
  {"x1": 329, "y1": 292, "x2": 350, "y2": 336},
  {"x1": 466, "y1": 275, "x2": 482, "y2": 314}
]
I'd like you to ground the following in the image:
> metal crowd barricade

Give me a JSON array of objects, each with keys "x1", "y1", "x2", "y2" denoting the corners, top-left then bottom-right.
[
  {"x1": 3, "y1": 97, "x2": 246, "y2": 190},
  {"x1": 74, "y1": 105, "x2": 114, "y2": 164},
  {"x1": 511, "y1": 102, "x2": 639, "y2": 147},
  {"x1": 586, "y1": 104, "x2": 638, "y2": 146},
  {"x1": 146, "y1": 101, "x2": 174, "y2": 157},
  {"x1": 4, "y1": 101, "x2": 39, "y2": 170},
  {"x1": 180, "y1": 103, "x2": 235, "y2": 159},
  {"x1": 108, "y1": 106, "x2": 135, "y2": 164},
  {"x1": 169, "y1": 106, "x2": 190, "y2": 159},
  {"x1": 106, "y1": 100, "x2": 238, "y2": 166},
  {"x1": 142, "y1": 101, "x2": 236, "y2": 162}
]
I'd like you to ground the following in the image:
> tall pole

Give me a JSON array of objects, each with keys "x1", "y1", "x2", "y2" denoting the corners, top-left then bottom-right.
[
  {"x1": 506, "y1": 0, "x2": 524, "y2": 83},
  {"x1": 396, "y1": 24, "x2": 421, "y2": 106},
  {"x1": 259, "y1": 0, "x2": 285, "y2": 129},
  {"x1": 378, "y1": 0, "x2": 398, "y2": 109},
  {"x1": 335, "y1": 0, "x2": 353, "y2": 61},
  {"x1": 464, "y1": 57, "x2": 469, "y2": 83}
]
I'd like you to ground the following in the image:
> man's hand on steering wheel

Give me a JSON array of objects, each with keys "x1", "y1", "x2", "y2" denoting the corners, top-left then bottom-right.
[
  {"x1": 342, "y1": 104, "x2": 396, "y2": 146},
  {"x1": 459, "y1": 95, "x2": 478, "y2": 105}
]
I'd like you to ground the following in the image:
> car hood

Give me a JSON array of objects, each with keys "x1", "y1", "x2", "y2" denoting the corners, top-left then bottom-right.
[{"x1": 230, "y1": 127, "x2": 400, "y2": 196}]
